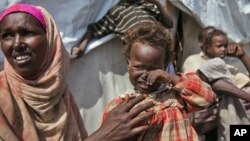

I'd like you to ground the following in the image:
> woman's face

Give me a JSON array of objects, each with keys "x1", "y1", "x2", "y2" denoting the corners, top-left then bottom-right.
[
  {"x1": 206, "y1": 35, "x2": 228, "y2": 58},
  {"x1": 128, "y1": 42, "x2": 165, "y2": 94},
  {"x1": 0, "y1": 12, "x2": 47, "y2": 79}
]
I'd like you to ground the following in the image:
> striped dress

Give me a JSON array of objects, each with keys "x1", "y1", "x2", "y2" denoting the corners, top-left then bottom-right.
[{"x1": 88, "y1": 2, "x2": 162, "y2": 41}]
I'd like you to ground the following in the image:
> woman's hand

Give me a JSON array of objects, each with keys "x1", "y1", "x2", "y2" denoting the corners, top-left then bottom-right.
[{"x1": 86, "y1": 95, "x2": 155, "y2": 141}]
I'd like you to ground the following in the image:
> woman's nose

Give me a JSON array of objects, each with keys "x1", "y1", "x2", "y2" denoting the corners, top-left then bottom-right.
[{"x1": 13, "y1": 35, "x2": 24, "y2": 50}]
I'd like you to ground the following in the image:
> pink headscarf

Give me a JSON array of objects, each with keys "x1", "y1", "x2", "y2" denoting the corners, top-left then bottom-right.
[
  {"x1": 0, "y1": 4, "x2": 46, "y2": 32},
  {"x1": 0, "y1": 4, "x2": 87, "y2": 141}
]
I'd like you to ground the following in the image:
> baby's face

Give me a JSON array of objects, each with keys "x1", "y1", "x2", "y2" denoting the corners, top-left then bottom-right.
[
  {"x1": 206, "y1": 35, "x2": 228, "y2": 58},
  {"x1": 127, "y1": 42, "x2": 165, "y2": 94}
]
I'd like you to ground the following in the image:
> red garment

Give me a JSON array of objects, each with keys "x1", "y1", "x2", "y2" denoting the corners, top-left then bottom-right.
[{"x1": 102, "y1": 72, "x2": 214, "y2": 141}]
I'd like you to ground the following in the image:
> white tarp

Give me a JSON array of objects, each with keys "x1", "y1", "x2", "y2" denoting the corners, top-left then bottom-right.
[
  {"x1": 0, "y1": 0, "x2": 119, "y2": 53},
  {"x1": 1, "y1": 0, "x2": 250, "y2": 135},
  {"x1": 170, "y1": 0, "x2": 250, "y2": 44}
]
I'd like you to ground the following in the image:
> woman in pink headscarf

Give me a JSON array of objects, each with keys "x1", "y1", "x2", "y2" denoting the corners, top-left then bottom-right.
[{"x1": 0, "y1": 4, "x2": 155, "y2": 141}]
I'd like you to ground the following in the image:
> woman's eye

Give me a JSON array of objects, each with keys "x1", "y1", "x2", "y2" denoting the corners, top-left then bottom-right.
[
  {"x1": 1, "y1": 33, "x2": 13, "y2": 40},
  {"x1": 22, "y1": 30, "x2": 36, "y2": 36}
]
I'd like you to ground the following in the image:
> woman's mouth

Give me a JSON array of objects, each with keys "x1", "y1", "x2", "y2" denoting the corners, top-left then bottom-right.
[{"x1": 13, "y1": 54, "x2": 32, "y2": 66}]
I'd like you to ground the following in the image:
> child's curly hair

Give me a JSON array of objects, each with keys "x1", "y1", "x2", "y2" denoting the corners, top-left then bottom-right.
[
  {"x1": 123, "y1": 22, "x2": 173, "y2": 64},
  {"x1": 203, "y1": 29, "x2": 227, "y2": 50}
]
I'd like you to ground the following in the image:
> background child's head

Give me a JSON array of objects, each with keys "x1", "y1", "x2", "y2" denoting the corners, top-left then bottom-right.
[
  {"x1": 203, "y1": 29, "x2": 228, "y2": 59},
  {"x1": 123, "y1": 22, "x2": 173, "y2": 93},
  {"x1": 197, "y1": 26, "x2": 216, "y2": 51}
]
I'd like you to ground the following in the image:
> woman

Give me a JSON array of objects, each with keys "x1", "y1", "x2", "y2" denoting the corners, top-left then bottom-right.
[{"x1": 0, "y1": 4, "x2": 154, "y2": 141}]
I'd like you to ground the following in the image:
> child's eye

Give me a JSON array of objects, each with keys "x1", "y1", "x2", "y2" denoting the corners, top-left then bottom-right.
[
  {"x1": 135, "y1": 66, "x2": 144, "y2": 70},
  {"x1": 149, "y1": 66, "x2": 158, "y2": 70}
]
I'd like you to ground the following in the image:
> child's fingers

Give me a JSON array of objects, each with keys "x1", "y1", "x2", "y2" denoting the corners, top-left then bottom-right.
[
  {"x1": 228, "y1": 44, "x2": 236, "y2": 54},
  {"x1": 147, "y1": 73, "x2": 156, "y2": 85}
]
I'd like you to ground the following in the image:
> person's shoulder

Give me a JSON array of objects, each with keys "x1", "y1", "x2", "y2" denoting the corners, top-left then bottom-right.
[
  {"x1": 186, "y1": 53, "x2": 203, "y2": 60},
  {"x1": 182, "y1": 53, "x2": 205, "y2": 73},
  {"x1": 183, "y1": 53, "x2": 203, "y2": 66}
]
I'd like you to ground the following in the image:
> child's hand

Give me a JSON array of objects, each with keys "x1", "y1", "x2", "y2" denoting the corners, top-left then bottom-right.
[
  {"x1": 146, "y1": 69, "x2": 171, "y2": 86},
  {"x1": 227, "y1": 44, "x2": 244, "y2": 58}
]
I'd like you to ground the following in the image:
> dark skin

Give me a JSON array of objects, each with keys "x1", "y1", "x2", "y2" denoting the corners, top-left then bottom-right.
[
  {"x1": 127, "y1": 42, "x2": 180, "y2": 94},
  {"x1": 197, "y1": 71, "x2": 250, "y2": 102},
  {"x1": 0, "y1": 13, "x2": 47, "y2": 80},
  {"x1": 0, "y1": 13, "x2": 155, "y2": 141},
  {"x1": 85, "y1": 95, "x2": 155, "y2": 141},
  {"x1": 206, "y1": 34, "x2": 250, "y2": 75},
  {"x1": 227, "y1": 43, "x2": 250, "y2": 77},
  {"x1": 205, "y1": 35, "x2": 228, "y2": 59},
  {"x1": 201, "y1": 34, "x2": 250, "y2": 102}
]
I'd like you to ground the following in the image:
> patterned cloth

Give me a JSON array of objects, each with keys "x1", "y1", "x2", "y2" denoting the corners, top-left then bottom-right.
[
  {"x1": 0, "y1": 4, "x2": 87, "y2": 141},
  {"x1": 102, "y1": 72, "x2": 214, "y2": 141},
  {"x1": 88, "y1": 1, "x2": 161, "y2": 41}
]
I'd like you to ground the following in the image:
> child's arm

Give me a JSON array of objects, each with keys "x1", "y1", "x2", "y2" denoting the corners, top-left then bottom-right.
[
  {"x1": 174, "y1": 72, "x2": 215, "y2": 112},
  {"x1": 145, "y1": 70, "x2": 214, "y2": 111}
]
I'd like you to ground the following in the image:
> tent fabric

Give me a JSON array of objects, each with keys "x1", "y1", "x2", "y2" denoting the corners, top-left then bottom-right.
[
  {"x1": 0, "y1": 0, "x2": 119, "y2": 53},
  {"x1": 170, "y1": 0, "x2": 250, "y2": 44},
  {"x1": 67, "y1": 36, "x2": 133, "y2": 133},
  {"x1": 1, "y1": 0, "x2": 250, "y2": 135}
]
